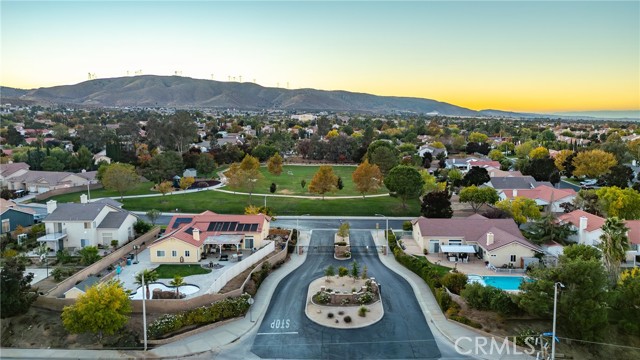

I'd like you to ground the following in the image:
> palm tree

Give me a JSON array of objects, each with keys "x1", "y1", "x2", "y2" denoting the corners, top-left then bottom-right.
[
  {"x1": 135, "y1": 269, "x2": 159, "y2": 299},
  {"x1": 170, "y1": 275, "x2": 185, "y2": 298},
  {"x1": 598, "y1": 217, "x2": 630, "y2": 283}
]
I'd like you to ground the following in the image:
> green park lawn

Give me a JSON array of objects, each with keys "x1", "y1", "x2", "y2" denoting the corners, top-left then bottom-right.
[
  {"x1": 40, "y1": 182, "x2": 156, "y2": 203},
  {"x1": 121, "y1": 190, "x2": 420, "y2": 217},
  {"x1": 228, "y1": 165, "x2": 388, "y2": 196},
  {"x1": 153, "y1": 264, "x2": 212, "y2": 278}
]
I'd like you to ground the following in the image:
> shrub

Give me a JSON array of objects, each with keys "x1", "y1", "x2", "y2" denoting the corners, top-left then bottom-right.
[
  {"x1": 51, "y1": 266, "x2": 75, "y2": 282},
  {"x1": 338, "y1": 266, "x2": 349, "y2": 277},
  {"x1": 343, "y1": 315, "x2": 352, "y2": 323},
  {"x1": 402, "y1": 221, "x2": 412, "y2": 231},
  {"x1": 450, "y1": 315, "x2": 482, "y2": 329},
  {"x1": 435, "y1": 288, "x2": 452, "y2": 312},
  {"x1": 327, "y1": 312, "x2": 334, "y2": 319},
  {"x1": 340, "y1": 298, "x2": 350, "y2": 305},
  {"x1": 338, "y1": 311, "x2": 345, "y2": 315},
  {"x1": 461, "y1": 283, "x2": 518, "y2": 315},
  {"x1": 515, "y1": 328, "x2": 538, "y2": 347},
  {"x1": 56, "y1": 249, "x2": 72, "y2": 264},
  {"x1": 337, "y1": 222, "x2": 350, "y2": 237},
  {"x1": 357, "y1": 291, "x2": 374, "y2": 305},
  {"x1": 133, "y1": 220, "x2": 152, "y2": 235},
  {"x1": 343, "y1": 251, "x2": 351, "y2": 258},
  {"x1": 358, "y1": 306, "x2": 368, "y2": 317},
  {"x1": 313, "y1": 291, "x2": 331, "y2": 304},
  {"x1": 441, "y1": 272, "x2": 468, "y2": 295}
]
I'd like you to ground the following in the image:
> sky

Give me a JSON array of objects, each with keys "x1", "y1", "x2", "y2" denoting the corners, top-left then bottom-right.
[{"x1": 1, "y1": 1, "x2": 639, "y2": 113}]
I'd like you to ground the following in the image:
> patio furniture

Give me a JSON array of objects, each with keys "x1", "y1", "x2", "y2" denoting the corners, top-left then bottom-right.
[{"x1": 220, "y1": 254, "x2": 229, "y2": 261}]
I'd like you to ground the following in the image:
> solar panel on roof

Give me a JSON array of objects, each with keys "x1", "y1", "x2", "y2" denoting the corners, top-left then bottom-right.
[
  {"x1": 229, "y1": 222, "x2": 238, "y2": 231},
  {"x1": 250, "y1": 224, "x2": 258, "y2": 232},
  {"x1": 185, "y1": 227, "x2": 194, "y2": 235},
  {"x1": 221, "y1": 222, "x2": 230, "y2": 231},
  {"x1": 207, "y1": 222, "x2": 218, "y2": 231},
  {"x1": 215, "y1": 222, "x2": 224, "y2": 231},
  {"x1": 172, "y1": 217, "x2": 193, "y2": 229}
]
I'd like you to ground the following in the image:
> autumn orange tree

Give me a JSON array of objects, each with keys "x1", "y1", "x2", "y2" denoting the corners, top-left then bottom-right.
[
  {"x1": 554, "y1": 149, "x2": 574, "y2": 172},
  {"x1": 267, "y1": 152, "x2": 283, "y2": 176},
  {"x1": 179, "y1": 176, "x2": 195, "y2": 190},
  {"x1": 226, "y1": 155, "x2": 263, "y2": 203},
  {"x1": 156, "y1": 181, "x2": 173, "y2": 196},
  {"x1": 572, "y1": 149, "x2": 617, "y2": 178},
  {"x1": 309, "y1": 165, "x2": 338, "y2": 199},
  {"x1": 352, "y1": 159, "x2": 383, "y2": 198}
]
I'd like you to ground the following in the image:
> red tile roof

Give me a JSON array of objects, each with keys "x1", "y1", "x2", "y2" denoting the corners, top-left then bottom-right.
[
  {"x1": 557, "y1": 210, "x2": 605, "y2": 232},
  {"x1": 501, "y1": 185, "x2": 576, "y2": 203},
  {"x1": 151, "y1": 211, "x2": 271, "y2": 248},
  {"x1": 625, "y1": 220, "x2": 640, "y2": 245}
]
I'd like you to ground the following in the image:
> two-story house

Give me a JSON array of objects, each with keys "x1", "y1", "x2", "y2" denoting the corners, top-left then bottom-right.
[{"x1": 38, "y1": 195, "x2": 138, "y2": 252}]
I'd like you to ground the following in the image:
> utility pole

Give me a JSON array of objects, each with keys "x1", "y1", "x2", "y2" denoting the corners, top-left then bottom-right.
[{"x1": 142, "y1": 273, "x2": 148, "y2": 351}]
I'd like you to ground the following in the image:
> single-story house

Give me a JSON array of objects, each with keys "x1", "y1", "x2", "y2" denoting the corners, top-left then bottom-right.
[
  {"x1": 0, "y1": 162, "x2": 30, "y2": 188},
  {"x1": 7, "y1": 170, "x2": 94, "y2": 193},
  {"x1": 557, "y1": 210, "x2": 605, "y2": 247},
  {"x1": 487, "y1": 176, "x2": 551, "y2": 190},
  {"x1": 418, "y1": 145, "x2": 447, "y2": 159},
  {"x1": 93, "y1": 149, "x2": 112, "y2": 165},
  {"x1": 411, "y1": 214, "x2": 541, "y2": 268},
  {"x1": 499, "y1": 185, "x2": 576, "y2": 212},
  {"x1": 64, "y1": 275, "x2": 101, "y2": 299},
  {"x1": 38, "y1": 195, "x2": 138, "y2": 252},
  {"x1": 1, "y1": 198, "x2": 35, "y2": 232},
  {"x1": 148, "y1": 211, "x2": 271, "y2": 264}
]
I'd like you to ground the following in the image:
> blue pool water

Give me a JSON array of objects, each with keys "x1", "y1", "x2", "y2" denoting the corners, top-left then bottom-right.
[{"x1": 468, "y1": 275, "x2": 527, "y2": 291}]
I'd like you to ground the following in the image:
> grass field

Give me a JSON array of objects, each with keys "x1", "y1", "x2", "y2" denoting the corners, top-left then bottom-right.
[
  {"x1": 122, "y1": 190, "x2": 420, "y2": 216},
  {"x1": 40, "y1": 182, "x2": 156, "y2": 203},
  {"x1": 228, "y1": 165, "x2": 388, "y2": 196},
  {"x1": 153, "y1": 264, "x2": 212, "y2": 278}
]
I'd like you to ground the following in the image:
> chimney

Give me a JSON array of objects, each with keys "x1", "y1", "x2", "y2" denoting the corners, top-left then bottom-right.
[
  {"x1": 633, "y1": 160, "x2": 637, "y2": 167},
  {"x1": 80, "y1": 194, "x2": 88, "y2": 204},
  {"x1": 579, "y1": 216, "x2": 588, "y2": 244},
  {"x1": 579, "y1": 216, "x2": 588, "y2": 230},
  {"x1": 486, "y1": 232, "x2": 494, "y2": 246},
  {"x1": 513, "y1": 189, "x2": 518, "y2": 197},
  {"x1": 46, "y1": 200, "x2": 57, "y2": 214},
  {"x1": 193, "y1": 228, "x2": 200, "y2": 241}
]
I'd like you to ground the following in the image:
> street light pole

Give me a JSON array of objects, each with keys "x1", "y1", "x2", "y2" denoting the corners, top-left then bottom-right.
[
  {"x1": 142, "y1": 273, "x2": 148, "y2": 351},
  {"x1": 375, "y1": 214, "x2": 388, "y2": 244},
  {"x1": 551, "y1": 282, "x2": 564, "y2": 360}
]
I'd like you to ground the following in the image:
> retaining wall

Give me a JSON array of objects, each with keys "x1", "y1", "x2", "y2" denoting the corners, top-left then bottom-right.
[{"x1": 34, "y1": 183, "x2": 103, "y2": 201}]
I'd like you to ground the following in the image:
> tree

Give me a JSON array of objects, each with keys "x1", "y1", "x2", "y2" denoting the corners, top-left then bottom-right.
[
  {"x1": 0, "y1": 257, "x2": 38, "y2": 318},
  {"x1": 488, "y1": 149, "x2": 504, "y2": 161},
  {"x1": 170, "y1": 275, "x2": 185, "y2": 297},
  {"x1": 350, "y1": 260, "x2": 360, "y2": 283},
  {"x1": 309, "y1": 165, "x2": 338, "y2": 199},
  {"x1": 563, "y1": 244, "x2": 602, "y2": 262},
  {"x1": 521, "y1": 157, "x2": 557, "y2": 181},
  {"x1": 6, "y1": 126, "x2": 24, "y2": 146},
  {"x1": 596, "y1": 186, "x2": 640, "y2": 219},
  {"x1": 300, "y1": 179, "x2": 306, "y2": 189},
  {"x1": 324, "y1": 265, "x2": 335, "y2": 280},
  {"x1": 447, "y1": 168, "x2": 463, "y2": 187},
  {"x1": 369, "y1": 146, "x2": 398, "y2": 175},
  {"x1": 549, "y1": 170, "x2": 561, "y2": 187},
  {"x1": 459, "y1": 186, "x2": 499, "y2": 213},
  {"x1": 495, "y1": 197, "x2": 541, "y2": 225},
  {"x1": 266, "y1": 152, "x2": 283, "y2": 176},
  {"x1": 599, "y1": 217, "x2": 630, "y2": 283},
  {"x1": 135, "y1": 269, "x2": 159, "y2": 300},
  {"x1": 252, "y1": 144, "x2": 278, "y2": 162},
  {"x1": 143, "y1": 151, "x2": 184, "y2": 183},
  {"x1": 40, "y1": 156, "x2": 65, "y2": 171},
  {"x1": 179, "y1": 176, "x2": 195, "y2": 190},
  {"x1": 195, "y1": 153, "x2": 216, "y2": 177},
  {"x1": 78, "y1": 246, "x2": 101, "y2": 265},
  {"x1": 515, "y1": 140, "x2": 537, "y2": 159},
  {"x1": 420, "y1": 170, "x2": 444, "y2": 195},
  {"x1": 599, "y1": 164, "x2": 634, "y2": 188},
  {"x1": 226, "y1": 155, "x2": 263, "y2": 203},
  {"x1": 421, "y1": 190, "x2": 453, "y2": 218},
  {"x1": 101, "y1": 163, "x2": 140, "y2": 200},
  {"x1": 572, "y1": 149, "x2": 617, "y2": 178},
  {"x1": 146, "y1": 209, "x2": 161, "y2": 225},
  {"x1": 628, "y1": 139, "x2": 640, "y2": 162},
  {"x1": 463, "y1": 166, "x2": 490, "y2": 186},
  {"x1": 75, "y1": 145, "x2": 94, "y2": 171},
  {"x1": 156, "y1": 181, "x2": 173, "y2": 196},
  {"x1": 269, "y1": 182, "x2": 277, "y2": 194},
  {"x1": 523, "y1": 214, "x2": 577, "y2": 245},
  {"x1": 616, "y1": 268, "x2": 640, "y2": 335},
  {"x1": 468, "y1": 132, "x2": 488, "y2": 143},
  {"x1": 554, "y1": 149, "x2": 574, "y2": 173},
  {"x1": 352, "y1": 159, "x2": 383, "y2": 198},
  {"x1": 61, "y1": 280, "x2": 132, "y2": 341},
  {"x1": 384, "y1": 165, "x2": 424, "y2": 208}
]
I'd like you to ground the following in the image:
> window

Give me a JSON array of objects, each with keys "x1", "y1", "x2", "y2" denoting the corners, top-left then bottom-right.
[
  {"x1": 80, "y1": 239, "x2": 88, "y2": 248},
  {"x1": 1, "y1": 219, "x2": 9, "y2": 233},
  {"x1": 102, "y1": 233, "x2": 113, "y2": 242},
  {"x1": 185, "y1": 250, "x2": 191, "y2": 257},
  {"x1": 172, "y1": 250, "x2": 177, "y2": 257},
  {"x1": 157, "y1": 250, "x2": 165, "y2": 257},
  {"x1": 510, "y1": 255, "x2": 516, "y2": 262},
  {"x1": 245, "y1": 237, "x2": 254, "y2": 249},
  {"x1": 84, "y1": 222, "x2": 91, "y2": 229}
]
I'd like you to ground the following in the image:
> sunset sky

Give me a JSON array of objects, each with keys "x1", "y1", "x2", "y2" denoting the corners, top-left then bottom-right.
[{"x1": 1, "y1": 1, "x2": 638, "y2": 113}]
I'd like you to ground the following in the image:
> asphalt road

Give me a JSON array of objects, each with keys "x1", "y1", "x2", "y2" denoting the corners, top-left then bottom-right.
[{"x1": 250, "y1": 229, "x2": 442, "y2": 359}]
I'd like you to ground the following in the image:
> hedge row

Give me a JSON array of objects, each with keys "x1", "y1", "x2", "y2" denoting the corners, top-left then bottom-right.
[{"x1": 147, "y1": 294, "x2": 251, "y2": 339}]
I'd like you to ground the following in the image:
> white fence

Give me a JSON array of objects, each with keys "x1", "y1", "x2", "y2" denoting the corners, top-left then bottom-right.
[{"x1": 206, "y1": 241, "x2": 275, "y2": 294}]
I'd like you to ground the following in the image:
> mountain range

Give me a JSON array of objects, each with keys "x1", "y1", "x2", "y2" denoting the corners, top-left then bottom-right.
[{"x1": 1, "y1": 75, "x2": 638, "y2": 120}]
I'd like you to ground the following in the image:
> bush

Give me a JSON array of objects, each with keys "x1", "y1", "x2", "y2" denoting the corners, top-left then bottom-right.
[
  {"x1": 327, "y1": 312, "x2": 334, "y2": 319},
  {"x1": 51, "y1": 266, "x2": 75, "y2": 282},
  {"x1": 313, "y1": 291, "x2": 330, "y2": 304},
  {"x1": 402, "y1": 221, "x2": 412, "y2": 231},
  {"x1": 133, "y1": 220, "x2": 152, "y2": 235},
  {"x1": 338, "y1": 266, "x2": 349, "y2": 277},
  {"x1": 441, "y1": 272, "x2": 468, "y2": 295},
  {"x1": 337, "y1": 222, "x2": 350, "y2": 237},
  {"x1": 461, "y1": 283, "x2": 518, "y2": 316},
  {"x1": 450, "y1": 315, "x2": 482, "y2": 329},
  {"x1": 358, "y1": 306, "x2": 368, "y2": 317},
  {"x1": 357, "y1": 291, "x2": 374, "y2": 305},
  {"x1": 56, "y1": 249, "x2": 72, "y2": 264},
  {"x1": 435, "y1": 288, "x2": 452, "y2": 312},
  {"x1": 148, "y1": 295, "x2": 250, "y2": 339},
  {"x1": 343, "y1": 315, "x2": 352, "y2": 323}
]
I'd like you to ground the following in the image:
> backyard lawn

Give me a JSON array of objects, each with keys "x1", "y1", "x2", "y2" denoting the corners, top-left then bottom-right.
[
  {"x1": 39, "y1": 181, "x2": 156, "y2": 203},
  {"x1": 227, "y1": 165, "x2": 388, "y2": 196},
  {"x1": 122, "y1": 190, "x2": 420, "y2": 217},
  {"x1": 153, "y1": 264, "x2": 212, "y2": 278}
]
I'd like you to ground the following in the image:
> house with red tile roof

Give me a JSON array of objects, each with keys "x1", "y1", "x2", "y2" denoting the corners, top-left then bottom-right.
[
  {"x1": 411, "y1": 214, "x2": 541, "y2": 269},
  {"x1": 557, "y1": 210, "x2": 605, "y2": 246},
  {"x1": 148, "y1": 211, "x2": 271, "y2": 264},
  {"x1": 499, "y1": 185, "x2": 576, "y2": 212}
]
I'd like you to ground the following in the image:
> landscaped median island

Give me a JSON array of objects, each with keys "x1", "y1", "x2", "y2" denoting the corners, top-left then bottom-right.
[
  {"x1": 334, "y1": 222, "x2": 351, "y2": 260},
  {"x1": 305, "y1": 262, "x2": 382, "y2": 329}
]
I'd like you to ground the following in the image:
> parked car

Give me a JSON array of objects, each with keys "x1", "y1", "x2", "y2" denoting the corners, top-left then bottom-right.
[{"x1": 580, "y1": 179, "x2": 597, "y2": 186}]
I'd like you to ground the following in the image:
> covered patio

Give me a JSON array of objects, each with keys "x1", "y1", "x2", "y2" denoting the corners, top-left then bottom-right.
[
  {"x1": 439, "y1": 245, "x2": 477, "y2": 264},
  {"x1": 37, "y1": 232, "x2": 67, "y2": 253},
  {"x1": 201, "y1": 234, "x2": 253, "y2": 264}
]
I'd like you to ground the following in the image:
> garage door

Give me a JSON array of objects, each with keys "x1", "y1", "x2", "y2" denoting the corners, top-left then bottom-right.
[
  {"x1": 37, "y1": 186, "x2": 49, "y2": 193},
  {"x1": 29, "y1": 186, "x2": 37, "y2": 192}
]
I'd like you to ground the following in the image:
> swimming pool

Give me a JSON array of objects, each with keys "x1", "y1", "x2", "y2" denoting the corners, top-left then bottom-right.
[
  {"x1": 467, "y1": 275, "x2": 527, "y2": 291},
  {"x1": 129, "y1": 282, "x2": 200, "y2": 299}
]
